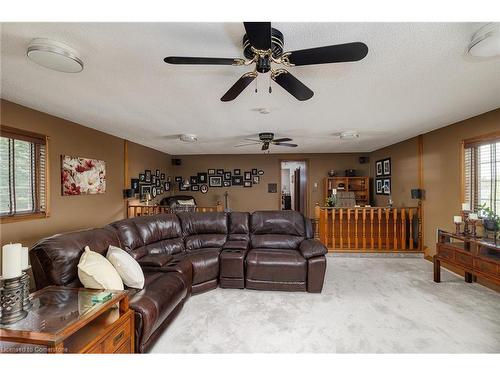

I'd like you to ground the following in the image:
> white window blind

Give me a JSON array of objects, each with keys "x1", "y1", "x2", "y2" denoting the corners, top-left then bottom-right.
[
  {"x1": 464, "y1": 136, "x2": 500, "y2": 214},
  {"x1": 0, "y1": 127, "x2": 47, "y2": 217}
]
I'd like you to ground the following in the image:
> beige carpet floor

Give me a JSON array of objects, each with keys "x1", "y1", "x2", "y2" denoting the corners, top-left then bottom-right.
[{"x1": 150, "y1": 254, "x2": 500, "y2": 353}]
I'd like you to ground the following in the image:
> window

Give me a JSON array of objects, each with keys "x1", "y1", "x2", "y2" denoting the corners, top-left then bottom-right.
[
  {"x1": 463, "y1": 133, "x2": 500, "y2": 214},
  {"x1": 0, "y1": 126, "x2": 48, "y2": 221}
]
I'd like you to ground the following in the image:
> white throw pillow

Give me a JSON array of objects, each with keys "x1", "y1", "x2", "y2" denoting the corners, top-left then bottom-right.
[
  {"x1": 78, "y1": 246, "x2": 124, "y2": 290},
  {"x1": 177, "y1": 199, "x2": 195, "y2": 206},
  {"x1": 106, "y1": 245, "x2": 145, "y2": 289}
]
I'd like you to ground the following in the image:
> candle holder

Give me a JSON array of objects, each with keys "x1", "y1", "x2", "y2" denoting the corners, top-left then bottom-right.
[
  {"x1": 462, "y1": 211, "x2": 470, "y2": 236},
  {"x1": 455, "y1": 222, "x2": 462, "y2": 235},
  {"x1": 21, "y1": 269, "x2": 33, "y2": 311},
  {"x1": 0, "y1": 274, "x2": 28, "y2": 325}
]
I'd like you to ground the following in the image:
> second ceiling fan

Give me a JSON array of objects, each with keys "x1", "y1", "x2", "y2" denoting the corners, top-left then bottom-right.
[{"x1": 164, "y1": 22, "x2": 368, "y2": 102}]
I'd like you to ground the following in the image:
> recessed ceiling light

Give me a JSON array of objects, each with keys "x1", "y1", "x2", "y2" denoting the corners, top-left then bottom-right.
[
  {"x1": 259, "y1": 108, "x2": 271, "y2": 114},
  {"x1": 179, "y1": 134, "x2": 198, "y2": 143},
  {"x1": 468, "y1": 23, "x2": 500, "y2": 58},
  {"x1": 339, "y1": 131, "x2": 359, "y2": 140},
  {"x1": 27, "y1": 38, "x2": 84, "y2": 73}
]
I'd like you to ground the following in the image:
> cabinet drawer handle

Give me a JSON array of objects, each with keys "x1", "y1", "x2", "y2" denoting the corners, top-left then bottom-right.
[{"x1": 113, "y1": 331, "x2": 124, "y2": 345}]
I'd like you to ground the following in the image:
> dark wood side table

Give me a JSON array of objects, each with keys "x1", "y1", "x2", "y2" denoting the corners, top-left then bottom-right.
[
  {"x1": 434, "y1": 230, "x2": 500, "y2": 286},
  {"x1": 0, "y1": 286, "x2": 134, "y2": 354}
]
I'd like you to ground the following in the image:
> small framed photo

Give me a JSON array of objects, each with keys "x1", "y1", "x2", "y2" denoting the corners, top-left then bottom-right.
[
  {"x1": 131, "y1": 178, "x2": 139, "y2": 192},
  {"x1": 268, "y1": 183, "x2": 277, "y2": 193},
  {"x1": 223, "y1": 180, "x2": 231, "y2": 187},
  {"x1": 175, "y1": 176, "x2": 182, "y2": 182},
  {"x1": 179, "y1": 182, "x2": 188, "y2": 191},
  {"x1": 216, "y1": 169, "x2": 224, "y2": 175},
  {"x1": 253, "y1": 176, "x2": 260, "y2": 184},
  {"x1": 159, "y1": 188, "x2": 164, "y2": 194},
  {"x1": 155, "y1": 169, "x2": 160, "y2": 177},
  {"x1": 234, "y1": 169, "x2": 241, "y2": 175},
  {"x1": 164, "y1": 181, "x2": 171, "y2": 191},
  {"x1": 224, "y1": 171, "x2": 231, "y2": 180},
  {"x1": 160, "y1": 173, "x2": 165, "y2": 180},
  {"x1": 200, "y1": 184, "x2": 209, "y2": 194},
  {"x1": 140, "y1": 185, "x2": 152, "y2": 200},
  {"x1": 258, "y1": 170, "x2": 264, "y2": 176},
  {"x1": 152, "y1": 175, "x2": 157, "y2": 184},
  {"x1": 197, "y1": 172, "x2": 207, "y2": 183},
  {"x1": 244, "y1": 171, "x2": 252, "y2": 180},
  {"x1": 190, "y1": 176, "x2": 198, "y2": 184},
  {"x1": 244, "y1": 181, "x2": 252, "y2": 188},
  {"x1": 208, "y1": 169, "x2": 216, "y2": 175},
  {"x1": 252, "y1": 168, "x2": 258, "y2": 175},
  {"x1": 209, "y1": 175, "x2": 223, "y2": 187},
  {"x1": 152, "y1": 186, "x2": 157, "y2": 198},
  {"x1": 145, "y1": 170, "x2": 152, "y2": 182},
  {"x1": 155, "y1": 179, "x2": 161, "y2": 187},
  {"x1": 232, "y1": 176, "x2": 243, "y2": 186},
  {"x1": 376, "y1": 178, "x2": 383, "y2": 195},
  {"x1": 139, "y1": 173, "x2": 145, "y2": 182},
  {"x1": 376, "y1": 161, "x2": 383, "y2": 177},
  {"x1": 383, "y1": 158, "x2": 391, "y2": 176},
  {"x1": 191, "y1": 184, "x2": 199, "y2": 191},
  {"x1": 383, "y1": 178, "x2": 391, "y2": 195}
]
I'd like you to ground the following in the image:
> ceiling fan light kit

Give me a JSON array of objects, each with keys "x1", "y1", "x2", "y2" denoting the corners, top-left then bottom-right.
[
  {"x1": 164, "y1": 22, "x2": 368, "y2": 102},
  {"x1": 179, "y1": 133, "x2": 198, "y2": 143},
  {"x1": 339, "y1": 131, "x2": 360, "y2": 140}
]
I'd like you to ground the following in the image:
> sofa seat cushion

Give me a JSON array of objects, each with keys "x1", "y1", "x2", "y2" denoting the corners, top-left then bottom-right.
[
  {"x1": 251, "y1": 234, "x2": 304, "y2": 250},
  {"x1": 184, "y1": 234, "x2": 227, "y2": 250},
  {"x1": 245, "y1": 249, "x2": 307, "y2": 283},
  {"x1": 137, "y1": 253, "x2": 174, "y2": 267},
  {"x1": 128, "y1": 271, "x2": 187, "y2": 346},
  {"x1": 180, "y1": 248, "x2": 220, "y2": 285}
]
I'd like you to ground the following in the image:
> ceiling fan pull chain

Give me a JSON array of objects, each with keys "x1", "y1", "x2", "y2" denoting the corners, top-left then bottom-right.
[
  {"x1": 255, "y1": 78, "x2": 258, "y2": 93},
  {"x1": 269, "y1": 74, "x2": 272, "y2": 93}
]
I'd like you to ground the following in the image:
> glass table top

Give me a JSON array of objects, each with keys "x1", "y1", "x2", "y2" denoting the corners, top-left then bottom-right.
[{"x1": 0, "y1": 288, "x2": 120, "y2": 335}]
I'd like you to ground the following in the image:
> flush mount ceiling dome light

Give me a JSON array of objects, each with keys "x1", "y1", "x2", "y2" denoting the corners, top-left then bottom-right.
[
  {"x1": 27, "y1": 38, "x2": 84, "y2": 73},
  {"x1": 179, "y1": 134, "x2": 198, "y2": 143},
  {"x1": 339, "y1": 131, "x2": 359, "y2": 140},
  {"x1": 468, "y1": 23, "x2": 500, "y2": 58}
]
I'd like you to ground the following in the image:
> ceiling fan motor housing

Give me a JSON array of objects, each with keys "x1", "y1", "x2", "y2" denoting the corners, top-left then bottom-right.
[
  {"x1": 243, "y1": 28, "x2": 284, "y2": 73},
  {"x1": 259, "y1": 132, "x2": 275, "y2": 142}
]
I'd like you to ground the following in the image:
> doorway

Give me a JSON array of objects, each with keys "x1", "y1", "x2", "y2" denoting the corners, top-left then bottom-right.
[{"x1": 280, "y1": 160, "x2": 308, "y2": 215}]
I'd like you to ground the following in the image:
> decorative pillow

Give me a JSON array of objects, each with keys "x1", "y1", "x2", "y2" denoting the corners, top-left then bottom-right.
[
  {"x1": 106, "y1": 245, "x2": 145, "y2": 289},
  {"x1": 177, "y1": 199, "x2": 196, "y2": 206},
  {"x1": 78, "y1": 246, "x2": 124, "y2": 290}
]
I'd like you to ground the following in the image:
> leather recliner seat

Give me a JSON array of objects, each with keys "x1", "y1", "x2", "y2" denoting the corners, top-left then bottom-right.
[{"x1": 30, "y1": 210, "x2": 327, "y2": 353}]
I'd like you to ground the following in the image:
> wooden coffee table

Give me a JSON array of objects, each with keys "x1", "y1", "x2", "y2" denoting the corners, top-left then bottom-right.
[{"x1": 0, "y1": 286, "x2": 134, "y2": 354}]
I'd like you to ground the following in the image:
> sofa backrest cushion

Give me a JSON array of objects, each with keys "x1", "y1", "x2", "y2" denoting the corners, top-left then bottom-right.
[
  {"x1": 228, "y1": 212, "x2": 250, "y2": 241},
  {"x1": 109, "y1": 214, "x2": 184, "y2": 259},
  {"x1": 30, "y1": 227, "x2": 120, "y2": 290},
  {"x1": 178, "y1": 212, "x2": 227, "y2": 250},
  {"x1": 250, "y1": 211, "x2": 306, "y2": 250}
]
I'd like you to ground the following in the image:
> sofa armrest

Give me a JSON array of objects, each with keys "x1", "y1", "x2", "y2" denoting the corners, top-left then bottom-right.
[
  {"x1": 223, "y1": 240, "x2": 249, "y2": 250},
  {"x1": 137, "y1": 254, "x2": 174, "y2": 267},
  {"x1": 299, "y1": 239, "x2": 327, "y2": 259}
]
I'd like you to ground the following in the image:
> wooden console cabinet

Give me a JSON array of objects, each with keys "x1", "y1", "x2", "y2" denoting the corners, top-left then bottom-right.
[
  {"x1": 0, "y1": 286, "x2": 134, "y2": 354},
  {"x1": 434, "y1": 230, "x2": 500, "y2": 285}
]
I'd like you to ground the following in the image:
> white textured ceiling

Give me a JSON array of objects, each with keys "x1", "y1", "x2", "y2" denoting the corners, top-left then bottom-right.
[{"x1": 1, "y1": 22, "x2": 499, "y2": 154}]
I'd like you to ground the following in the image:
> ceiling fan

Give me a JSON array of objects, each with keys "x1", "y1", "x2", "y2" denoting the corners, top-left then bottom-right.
[
  {"x1": 164, "y1": 22, "x2": 368, "y2": 102},
  {"x1": 235, "y1": 132, "x2": 298, "y2": 151}
]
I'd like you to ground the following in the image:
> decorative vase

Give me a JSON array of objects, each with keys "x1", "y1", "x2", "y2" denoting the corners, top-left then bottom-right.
[
  {"x1": 328, "y1": 170, "x2": 336, "y2": 177},
  {"x1": 483, "y1": 219, "x2": 499, "y2": 232}
]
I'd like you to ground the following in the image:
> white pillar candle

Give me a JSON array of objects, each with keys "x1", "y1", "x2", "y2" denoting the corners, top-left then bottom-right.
[
  {"x1": 21, "y1": 246, "x2": 29, "y2": 270},
  {"x1": 461, "y1": 203, "x2": 470, "y2": 211},
  {"x1": 469, "y1": 213, "x2": 478, "y2": 220},
  {"x1": 453, "y1": 216, "x2": 462, "y2": 224},
  {"x1": 2, "y1": 243, "x2": 22, "y2": 279}
]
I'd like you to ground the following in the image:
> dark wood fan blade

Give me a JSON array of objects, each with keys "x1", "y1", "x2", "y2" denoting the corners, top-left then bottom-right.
[
  {"x1": 164, "y1": 56, "x2": 241, "y2": 65},
  {"x1": 234, "y1": 143, "x2": 260, "y2": 148},
  {"x1": 274, "y1": 142, "x2": 298, "y2": 147},
  {"x1": 271, "y1": 70, "x2": 314, "y2": 101},
  {"x1": 287, "y1": 42, "x2": 368, "y2": 66},
  {"x1": 221, "y1": 73, "x2": 257, "y2": 102},
  {"x1": 244, "y1": 22, "x2": 271, "y2": 50},
  {"x1": 272, "y1": 137, "x2": 292, "y2": 143},
  {"x1": 262, "y1": 142, "x2": 270, "y2": 151}
]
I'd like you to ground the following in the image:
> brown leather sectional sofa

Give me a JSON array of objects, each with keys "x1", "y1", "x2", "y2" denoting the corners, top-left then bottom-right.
[{"x1": 30, "y1": 210, "x2": 327, "y2": 353}]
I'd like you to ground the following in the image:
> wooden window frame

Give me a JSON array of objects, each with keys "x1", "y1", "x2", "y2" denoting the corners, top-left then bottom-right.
[
  {"x1": 0, "y1": 125, "x2": 50, "y2": 223},
  {"x1": 461, "y1": 130, "x2": 500, "y2": 212}
]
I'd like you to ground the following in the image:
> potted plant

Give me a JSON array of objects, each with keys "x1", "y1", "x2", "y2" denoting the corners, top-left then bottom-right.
[
  {"x1": 479, "y1": 204, "x2": 500, "y2": 231},
  {"x1": 325, "y1": 194, "x2": 337, "y2": 207}
]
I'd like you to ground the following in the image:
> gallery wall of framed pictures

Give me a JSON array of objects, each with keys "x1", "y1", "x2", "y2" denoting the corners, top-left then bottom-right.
[
  {"x1": 375, "y1": 158, "x2": 391, "y2": 195},
  {"x1": 132, "y1": 168, "x2": 171, "y2": 200}
]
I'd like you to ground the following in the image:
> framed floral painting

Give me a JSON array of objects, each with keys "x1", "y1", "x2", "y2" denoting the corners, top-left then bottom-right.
[{"x1": 61, "y1": 155, "x2": 106, "y2": 195}]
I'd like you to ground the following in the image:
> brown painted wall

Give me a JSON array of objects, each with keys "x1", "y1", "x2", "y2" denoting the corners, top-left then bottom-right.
[
  {"x1": 422, "y1": 108, "x2": 500, "y2": 255},
  {"x1": 172, "y1": 153, "x2": 370, "y2": 217},
  {"x1": 127, "y1": 141, "x2": 172, "y2": 205},
  {"x1": 0, "y1": 100, "x2": 172, "y2": 250},
  {"x1": 369, "y1": 137, "x2": 420, "y2": 207}
]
